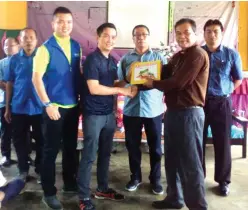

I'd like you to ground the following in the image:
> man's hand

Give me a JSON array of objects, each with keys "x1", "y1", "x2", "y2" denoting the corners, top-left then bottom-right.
[
  {"x1": 118, "y1": 86, "x2": 136, "y2": 98},
  {"x1": 46, "y1": 105, "x2": 61, "y2": 120},
  {"x1": 143, "y1": 78, "x2": 154, "y2": 88},
  {"x1": 4, "y1": 108, "x2": 11, "y2": 123},
  {"x1": 131, "y1": 85, "x2": 138, "y2": 97}
]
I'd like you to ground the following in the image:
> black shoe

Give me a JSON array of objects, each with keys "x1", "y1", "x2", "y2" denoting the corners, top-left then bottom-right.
[
  {"x1": 62, "y1": 184, "x2": 78, "y2": 193},
  {"x1": 219, "y1": 182, "x2": 230, "y2": 196},
  {"x1": 152, "y1": 182, "x2": 164, "y2": 195},
  {"x1": 125, "y1": 180, "x2": 142, "y2": 191},
  {"x1": 27, "y1": 156, "x2": 34, "y2": 166},
  {"x1": 152, "y1": 199, "x2": 184, "y2": 209},
  {"x1": 42, "y1": 195, "x2": 63, "y2": 210},
  {"x1": 79, "y1": 199, "x2": 95, "y2": 210},
  {"x1": 18, "y1": 172, "x2": 29, "y2": 182},
  {"x1": 0, "y1": 157, "x2": 17, "y2": 167}
]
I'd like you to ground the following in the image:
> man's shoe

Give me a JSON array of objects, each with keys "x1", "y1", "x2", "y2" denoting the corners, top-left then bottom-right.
[
  {"x1": 27, "y1": 156, "x2": 34, "y2": 166},
  {"x1": 219, "y1": 182, "x2": 230, "y2": 196},
  {"x1": 95, "y1": 188, "x2": 125, "y2": 201},
  {"x1": 152, "y1": 182, "x2": 164, "y2": 195},
  {"x1": 0, "y1": 157, "x2": 16, "y2": 167},
  {"x1": 42, "y1": 195, "x2": 63, "y2": 210},
  {"x1": 152, "y1": 199, "x2": 184, "y2": 209},
  {"x1": 79, "y1": 199, "x2": 95, "y2": 210},
  {"x1": 62, "y1": 184, "x2": 78, "y2": 193},
  {"x1": 125, "y1": 180, "x2": 142, "y2": 192},
  {"x1": 18, "y1": 172, "x2": 29, "y2": 182}
]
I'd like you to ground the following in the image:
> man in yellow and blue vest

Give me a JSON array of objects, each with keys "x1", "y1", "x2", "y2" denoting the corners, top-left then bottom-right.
[
  {"x1": 32, "y1": 7, "x2": 81, "y2": 210},
  {"x1": 4, "y1": 28, "x2": 43, "y2": 183}
]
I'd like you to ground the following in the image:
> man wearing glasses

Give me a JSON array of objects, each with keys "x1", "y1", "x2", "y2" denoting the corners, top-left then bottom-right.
[
  {"x1": 0, "y1": 38, "x2": 19, "y2": 167},
  {"x1": 117, "y1": 25, "x2": 166, "y2": 195}
]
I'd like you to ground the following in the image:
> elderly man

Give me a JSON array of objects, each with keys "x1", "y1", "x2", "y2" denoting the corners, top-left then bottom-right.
[{"x1": 144, "y1": 18, "x2": 209, "y2": 210}]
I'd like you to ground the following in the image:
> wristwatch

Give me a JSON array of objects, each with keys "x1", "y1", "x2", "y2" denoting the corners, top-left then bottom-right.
[{"x1": 43, "y1": 101, "x2": 52, "y2": 107}]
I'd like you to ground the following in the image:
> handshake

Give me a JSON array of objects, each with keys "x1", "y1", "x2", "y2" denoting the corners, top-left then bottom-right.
[{"x1": 118, "y1": 86, "x2": 138, "y2": 98}]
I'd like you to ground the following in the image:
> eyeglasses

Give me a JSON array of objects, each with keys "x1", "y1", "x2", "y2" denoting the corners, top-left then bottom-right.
[{"x1": 133, "y1": 33, "x2": 149, "y2": 38}]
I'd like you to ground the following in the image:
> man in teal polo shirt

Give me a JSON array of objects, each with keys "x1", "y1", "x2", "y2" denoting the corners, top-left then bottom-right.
[
  {"x1": 32, "y1": 7, "x2": 81, "y2": 210},
  {"x1": 118, "y1": 25, "x2": 166, "y2": 195},
  {"x1": 4, "y1": 28, "x2": 43, "y2": 183}
]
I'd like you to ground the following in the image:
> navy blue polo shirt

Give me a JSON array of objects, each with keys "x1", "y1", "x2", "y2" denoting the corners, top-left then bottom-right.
[
  {"x1": 81, "y1": 48, "x2": 118, "y2": 115},
  {"x1": 202, "y1": 45, "x2": 243, "y2": 96}
]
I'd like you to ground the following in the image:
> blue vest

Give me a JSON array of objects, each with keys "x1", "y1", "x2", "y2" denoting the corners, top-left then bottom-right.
[{"x1": 43, "y1": 36, "x2": 81, "y2": 105}]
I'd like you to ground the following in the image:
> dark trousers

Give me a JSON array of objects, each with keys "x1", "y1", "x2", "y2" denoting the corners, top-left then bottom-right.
[
  {"x1": 41, "y1": 106, "x2": 79, "y2": 196},
  {"x1": 203, "y1": 96, "x2": 232, "y2": 184},
  {"x1": 123, "y1": 114, "x2": 163, "y2": 184},
  {"x1": 12, "y1": 113, "x2": 43, "y2": 174},
  {"x1": 78, "y1": 113, "x2": 116, "y2": 200},
  {"x1": 0, "y1": 107, "x2": 12, "y2": 159},
  {"x1": 164, "y1": 108, "x2": 207, "y2": 210}
]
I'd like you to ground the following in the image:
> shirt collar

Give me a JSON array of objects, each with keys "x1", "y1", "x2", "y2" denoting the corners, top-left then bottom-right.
[
  {"x1": 95, "y1": 47, "x2": 111, "y2": 60},
  {"x1": 19, "y1": 48, "x2": 37, "y2": 57},
  {"x1": 131, "y1": 47, "x2": 153, "y2": 55},
  {"x1": 53, "y1": 32, "x2": 70, "y2": 44},
  {"x1": 203, "y1": 44, "x2": 223, "y2": 52}
]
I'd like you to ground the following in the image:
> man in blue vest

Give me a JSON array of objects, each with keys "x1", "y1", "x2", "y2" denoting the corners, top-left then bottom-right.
[
  {"x1": 32, "y1": 7, "x2": 81, "y2": 210},
  {"x1": 4, "y1": 28, "x2": 43, "y2": 183},
  {"x1": 0, "y1": 37, "x2": 19, "y2": 167}
]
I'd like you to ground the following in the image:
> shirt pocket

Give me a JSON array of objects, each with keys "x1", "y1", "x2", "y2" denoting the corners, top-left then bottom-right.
[{"x1": 215, "y1": 59, "x2": 232, "y2": 77}]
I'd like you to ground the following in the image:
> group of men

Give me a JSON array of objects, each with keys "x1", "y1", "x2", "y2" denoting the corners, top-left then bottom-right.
[{"x1": 0, "y1": 5, "x2": 243, "y2": 210}]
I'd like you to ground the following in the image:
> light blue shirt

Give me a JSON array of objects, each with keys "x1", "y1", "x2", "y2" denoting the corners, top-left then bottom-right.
[
  {"x1": 118, "y1": 49, "x2": 166, "y2": 118},
  {"x1": 0, "y1": 57, "x2": 10, "y2": 108}
]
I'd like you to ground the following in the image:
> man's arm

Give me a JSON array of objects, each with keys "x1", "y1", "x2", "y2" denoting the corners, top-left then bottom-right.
[
  {"x1": 4, "y1": 82, "x2": 13, "y2": 123},
  {"x1": 32, "y1": 45, "x2": 61, "y2": 120},
  {"x1": 0, "y1": 63, "x2": 6, "y2": 91},
  {"x1": 152, "y1": 50, "x2": 207, "y2": 93},
  {"x1": 231, "y1": 51, "x2": 243, "y2": 91},
  {"x1": 233, "y1": 80, "x2": 242, "y2": 90}
]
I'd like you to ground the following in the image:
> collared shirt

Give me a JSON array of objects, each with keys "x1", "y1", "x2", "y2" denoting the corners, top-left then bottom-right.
[
  {"x1": 81, "y1": 48, "x2": 118, "y2": 115},
  {"x1": 4, "y1": 49, "x2": 43, "y2": 115},
  {"x1": 202, "y1": 45, "x2": 243, "y2": 96},
  {"x1": 0, "y1": 57, "x2": 10, "y2": 108},
  {"x1": 117, "y1": 48, "x2": 166, "y2": 118},
  {"x1": 153, "y1": 45, "x2": 209, "y2": 109},
  {"x1": 33, "y1": 33, "x2": 82, "y2": 108}
]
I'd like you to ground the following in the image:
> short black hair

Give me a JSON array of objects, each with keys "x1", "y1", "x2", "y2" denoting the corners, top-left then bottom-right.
[
  {"x1": 4, "y1": 37, "x2": 19, "y2": 45},
  {"x1": 175, "y1": 18, "x2": 197, "y2": 33},
  {"x1": 53, "y1": 6, "x2": 72, "y2": 17},
  {"x1": 203, "y1": 19, "x2": 224, "y2": 32},
  {"x1": 97, "y1": 23, "x2": 117, "y2": 36},
  {"x1": 132, "y1": 25, "x2": 150, "y2": 36},
  {"x1": 19, "y1": 27, "x2": 37, "y2": 37}
]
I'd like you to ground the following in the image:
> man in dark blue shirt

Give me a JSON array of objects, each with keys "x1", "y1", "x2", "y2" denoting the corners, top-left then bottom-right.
[
  {"x1": 202, "y1": 19, "x2": 243, "y2": 196},
  {"x1": 77, "y1": 23, "x2": 135, "y2": 210}
]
